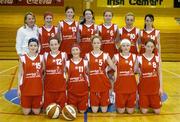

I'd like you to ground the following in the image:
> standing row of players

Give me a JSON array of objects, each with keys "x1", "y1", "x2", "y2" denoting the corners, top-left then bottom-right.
[
  {"x1": 17, "y1": 35, "x2": 163, "y2": 115},
  {"x1": 16, "y1": 6, "x2": 161, "y2": 59}
]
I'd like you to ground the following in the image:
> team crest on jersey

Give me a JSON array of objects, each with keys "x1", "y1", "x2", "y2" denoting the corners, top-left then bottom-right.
[
  {"x1": 48, "y1": 33, "x2": 50, "y2": 36},
  {"x1": 95, "y1": 59, "x2": 98, "y2": 62}
]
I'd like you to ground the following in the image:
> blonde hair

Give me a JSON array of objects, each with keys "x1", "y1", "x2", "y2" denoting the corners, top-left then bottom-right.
[
  {"x1": 24, "y1": 12, "x2": 36, "y2": 28},
  {"x1": 90, "y1": 34, "x2": 102, "y2": 43},
  {"x1": 125, "y1": 12, "x2": 135, "y2": 20}
]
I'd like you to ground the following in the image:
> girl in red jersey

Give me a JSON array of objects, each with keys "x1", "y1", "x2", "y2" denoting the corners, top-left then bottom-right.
[
  {"x1": 139, "y1": 14, "x2": 161, "y2": 55},
  {"x1": 78, "y1": 9, "x2": 97, "y2": 57},
  {"x1": 66, "y1": 43, "x2": 89, "y2": 113},
  {"x1": 39, "y1": 12, "x2": 58, "y2": 54},
  {"x1": 43, "y1": 37, "x2": 67, "y2": 110},
  {"x1": 57, "y1": 6, "x2": 78, "y2": 58},
  {"x1": 119, "y1": 12, "x2": 140, "y2": 55},
  {"x1": 85, "y1": 35, "x2": 116, "y2": 113},
  {"x1": 98, "y1": 10, "x2": 119, "y2": 58},
  {"x1": 112, "y1": 39, "x2": 138, "y2": 114},
  {"x1": 18, "y1": 38, "x2": 44, "y2": 115},
  {"x1": 137, "y1": 39, "x2": 163, "y2": 114}
]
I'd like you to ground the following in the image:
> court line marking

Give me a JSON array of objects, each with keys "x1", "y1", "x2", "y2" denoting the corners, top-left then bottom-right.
[
  {"x1": 0, "y1": 111, "x2": 180, "y2": 117},
  {"x1": 0, "y1": 65, "x2": 18, "y2": 75},
  {"x1": 162, "y1": 68, "x2": 180, "y2": 78}
]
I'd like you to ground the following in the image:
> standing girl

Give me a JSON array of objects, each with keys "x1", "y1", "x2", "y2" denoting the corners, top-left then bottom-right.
[
  {"x1": 112, "y1": 39, "x2": 138, "y2": 114},
  {"x1": 43, "y1": 37, "x2": 67, "y2": 109},
  {"x1": 18, "y1": 38, "x2": 44, "y2": 115},
  {"x1": 78, "y1": 9, "x2": 97, "y2": 57},
  {"x1": 57, "y1": 6, "x2": 78, "y2": 58},
  {"x1": 85, "y1": 35, "x2": 116, "y2": 113},
  {"x1": 138, "y1": 39, "x2": 163, "y2": 114},
  {"x1": 98, "y1": 10, "x2": 119, "y2": 58},
  {"x1": 39, "y1": 12, "x2": 58, "y2": 54},
  {"x1": 119, "y1": 12, "x2": 140, "y2": 54},
  {"x1": 139, "y1": 14, "x2": 160, "y2": 55},
  {"x1": 66, "y1": 43, "x2": 89, "y2": 113}
]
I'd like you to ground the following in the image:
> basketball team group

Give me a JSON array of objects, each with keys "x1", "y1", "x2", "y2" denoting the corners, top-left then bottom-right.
[{"x1": 15, "y1": 6, "x2": 163, "y2": 116}]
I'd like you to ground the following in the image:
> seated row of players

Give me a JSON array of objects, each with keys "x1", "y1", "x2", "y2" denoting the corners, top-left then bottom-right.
[
  {"x1": 16, "y1": 6, "x2": 161, "y2": 60},
  {"x1": 17, "y1": 35, "x2": 163, "y2": 116}
]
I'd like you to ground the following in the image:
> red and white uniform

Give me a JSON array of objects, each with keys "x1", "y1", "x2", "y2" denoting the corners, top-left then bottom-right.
[
  {"x1": 138, "y1": 54, "x2": 161, "y2": 109},
  {"x1": 85, "y1": 51, "x2": 110, "y2": 106},
  {"x1": 58, "y1": 20, "x2": 78, "y2": 56},
  {"x1": 79, "y1": 23, "x2": 97, "y2": 57},
  {"x1": 19, "y1": 54, "x2": 43, "y2": 108},
  {"x1": 44, "y1": 51, "x2": 67, "y2": 109},
  {"x1": 140, "y1": 29, "x2": 160, "y2": 55},
  {"x1": 98, "y1": 24, "x2": 118, "y2": 57},
  {"x1": 66, "y1": 58, "x2": 89, "y2": 110},
  {"x1": 113, "y1": 53, "x2": 137, "y2": 108},
  {"x1": 119, "y1": 27, "x2": 140, "y2": 54},
  {"x1": 39, "y1": 26, "x2": 58, "y2": 54}
]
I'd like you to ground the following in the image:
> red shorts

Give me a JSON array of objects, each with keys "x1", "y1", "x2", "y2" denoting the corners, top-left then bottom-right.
[
  {"x1": 139, "y1": 94, "x2": 162, "y2": 109},
  {"x1": 21, "y1": 96, "x2": 42, "y2": 109},
  {"x1": 67, "y1": 92, "x2": 88, "y2": 111},
  {"x1": 44, "y1": 91, "x2": 66, "y2": 109},
  {"x1": 90, "y1": 91, "x2": 110, "y2": 106},
  {"x1": 115, "y1": 92, "x2": 136, "y2": 108}
]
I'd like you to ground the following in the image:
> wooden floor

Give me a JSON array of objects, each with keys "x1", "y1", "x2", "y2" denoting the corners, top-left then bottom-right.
[{"x1": 0, "y1": 60, "x2": 180, "y2": 122}]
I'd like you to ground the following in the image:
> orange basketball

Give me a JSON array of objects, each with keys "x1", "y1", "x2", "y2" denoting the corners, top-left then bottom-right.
[
  {"x1": 46, "y1": 103, "x2": 61, "y2": 119},
  {"x1": 62, "y1": 105, "x2": 77, "y2": 121}
]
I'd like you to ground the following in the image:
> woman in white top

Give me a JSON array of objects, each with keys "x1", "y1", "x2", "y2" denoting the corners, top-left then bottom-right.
[{"x1": 16, "y1": 12, "x2": 39, "y2": 56}]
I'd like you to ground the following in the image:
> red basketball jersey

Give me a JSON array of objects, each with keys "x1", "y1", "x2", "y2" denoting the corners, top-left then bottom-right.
[
  {"x1": 39, "y1": 26, "x2": 58, "y2": 54},
  {"x1": 20, "y1": 54, "x2": 43, "y2": 96},
  {"x1": 44, "y1": 51, "x2": 67, "y2": 92},
  {"x1": 114, "y1": 53, "x2": 137, "y2": 93},
  {"x1": 140, "y1": 29, "x2": 160, "y2": 55},
  {"x1": 119, "y1": 27, "x2": 140, "y2": 54},
  {"x1": 86, "y1": 51, "x2": 111, "y2": 92},
  {"x1": 138, "y1": 54, "x2": 160, "y2": 95},
  {"x1": 66, "y1": 58, "x2": 88, "y2": 96},
  {"x1": 98, "y1": 24, "x2": 118, "y2": 57},
  {"x1": 79, "y1": 23, "x2": 97, "y2": 57},
  {"x1": 59, "y1": 20, "x2": 78, "y2": 54}
]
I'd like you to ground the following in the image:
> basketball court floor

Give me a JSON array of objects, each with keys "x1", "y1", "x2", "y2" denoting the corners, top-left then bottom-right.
[{"x1": 0, "y1": 60, "x2": 179, "y2": 122}]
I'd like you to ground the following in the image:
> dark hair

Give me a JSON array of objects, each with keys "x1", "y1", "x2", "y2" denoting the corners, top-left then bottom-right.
[
  {"x1": 80, "y1": 9, "x2": 94, "y2": 25},
  {"x1": 144, "y1": 14, "x2": 154, "y2": 29},
  {"x1": 145, "y1": 39, "x2": 156, "y2": 53},
  {"x1": 24, "y1": 12, "x2": 36, "y2": 28},
  {"x1": 28, "y1": 38, "x2": 39, "y2": 46},
  {"x1": 145, "y1": 39, "x2": 155, "y2": 46},
  {"x1": 65, "y1": 6, "x2": 75, "y2": 13},
  {"x1": 103, "y1": 10, "x2": 113, "y2": 17},
  {"x1": 48, "y1": 36, "x2": 60, "y2": 44}
]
